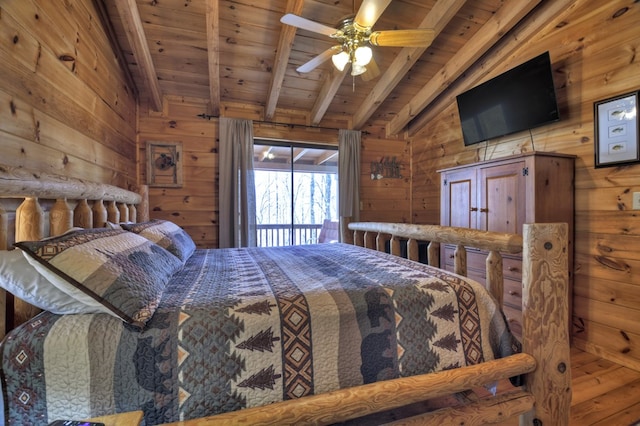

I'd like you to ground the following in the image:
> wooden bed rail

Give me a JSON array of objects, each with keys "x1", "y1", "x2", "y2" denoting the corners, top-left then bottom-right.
[
  {"x1": 171, "y1": 222, "x2": 571, "y2": 426},
  {"x1": 171, "y1": 353, "x2": 537, "y2": 426},
  {"x1": 348, "y1": 222, "x2": 523, "y2": 306},
  {"x1": 0, "y1": 164, "x2": 142, "y2": 204}
]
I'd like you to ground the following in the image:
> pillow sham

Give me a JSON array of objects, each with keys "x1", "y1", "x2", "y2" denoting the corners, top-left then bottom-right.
[
  {"x1": 15, "y1": 228, "x2": 183, "y2": 327},
  {"x1": 121, "y1": 219, "x2": 196, "y2": 263},
  {"x1": 0, "y1": 249, "x2": 104, "y2": 315}
]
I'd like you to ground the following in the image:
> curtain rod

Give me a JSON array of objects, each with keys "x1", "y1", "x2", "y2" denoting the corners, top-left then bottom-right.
[{"x1": 196, "y1": 113, "x2": 369, "y2": 135}]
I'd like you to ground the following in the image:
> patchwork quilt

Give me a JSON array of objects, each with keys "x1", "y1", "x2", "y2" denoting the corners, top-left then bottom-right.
[{"x1": 1, "y1": 243, "x2": 520, "y2": 425}]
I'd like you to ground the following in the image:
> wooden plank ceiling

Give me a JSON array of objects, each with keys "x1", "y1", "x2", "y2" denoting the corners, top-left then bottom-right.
[{"x1": 102, "y1": 0, "x2": 545, "y2": 136}]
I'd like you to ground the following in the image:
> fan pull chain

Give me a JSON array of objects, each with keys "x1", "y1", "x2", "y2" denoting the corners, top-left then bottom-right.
[{"x1": 352, "y1": 75, "x2": 356, "y2": 92}]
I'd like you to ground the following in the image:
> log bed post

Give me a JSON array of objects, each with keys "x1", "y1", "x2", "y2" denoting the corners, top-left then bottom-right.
[
  {"x1": 118, "y1": 202, "x2": 130, "y2": 223},
  {"x1": 93, "y1": 199, "x2": 108, "y2": 227},
  {"x1": 50, "y1": 198, "x2": 73, "y2": 236},
  {"x1": 486, "y1": 250, "x2": 504, "y2": 307},
  {"x1": 74, "y1": 199, "x2": 93, "y2": 228},
  {"x1": 520, "y1": 223, "x2": 571, "y2": 425}
]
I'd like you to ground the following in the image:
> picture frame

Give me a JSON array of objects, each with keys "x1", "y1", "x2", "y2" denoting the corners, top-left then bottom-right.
[
  {"x1": 594, "y1": 91, "x2": 639, "y2": 168},
  {"x1": 146, "y1": 141, "x2": 183, "y2": 187}
]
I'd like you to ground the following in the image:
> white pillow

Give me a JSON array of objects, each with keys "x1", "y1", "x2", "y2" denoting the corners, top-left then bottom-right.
[
  {"x1": 19, "y1": 250, "x2": 113, "y2": 316},
  {"x1": 0, "y1": 249, "x2": 104, "y2": 315}
]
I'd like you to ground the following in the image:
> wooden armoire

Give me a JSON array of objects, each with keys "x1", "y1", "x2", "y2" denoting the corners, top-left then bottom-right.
[{"x1": 439, "y1": 152, "x2": 575, "y2": 336}]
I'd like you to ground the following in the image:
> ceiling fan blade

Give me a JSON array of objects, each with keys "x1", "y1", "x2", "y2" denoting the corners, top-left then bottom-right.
[
  {"x1": 369, "y1": 29, "x2": 435, "y2": 47},
  {"x1": 360, "y1": 57, "x2": 380, "y2": 81},
  {"x1": 281, "y1": 13, "x2": 337, "y2": 37},
  {"x1": 296, "y1": 46, "x2": 342, "y2": 73},
  {"x1": 354, "y1": 0, "x2": 392, "y2": 29}
]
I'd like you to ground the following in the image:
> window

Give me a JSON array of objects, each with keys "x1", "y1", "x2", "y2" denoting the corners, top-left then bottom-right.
[{"x1": 254, "y1": 141, "x2": 338, "y2": 247}]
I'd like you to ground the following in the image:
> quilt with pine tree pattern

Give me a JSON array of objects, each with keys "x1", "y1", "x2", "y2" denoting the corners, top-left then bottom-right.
[{"x1": 1, "y1": 243, "x2": 520, "y2": 425}]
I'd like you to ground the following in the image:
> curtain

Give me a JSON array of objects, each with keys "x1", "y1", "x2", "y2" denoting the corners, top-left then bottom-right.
[
  {"x1": 218, "y1": 117, "x2": 257, "y2": 248},
  {"x1": 338, "y1": 129, "x2": 361, "y2": 243}
]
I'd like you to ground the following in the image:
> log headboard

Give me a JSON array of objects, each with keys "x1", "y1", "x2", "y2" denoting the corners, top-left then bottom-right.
[{"x1": 0, "y1": 164, "x2": 147, "y2": 338}]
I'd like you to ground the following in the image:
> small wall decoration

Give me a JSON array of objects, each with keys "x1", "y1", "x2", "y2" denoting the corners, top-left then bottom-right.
[
  {"x1": 594, "y1": 91, "x2": 639, "y2": 168},
  {"x1": 370, "y1": 156, "x2": 403, "y2": 180},
  {"x1": 146, "y1": 141, "x2": 183, "y2": 187}
]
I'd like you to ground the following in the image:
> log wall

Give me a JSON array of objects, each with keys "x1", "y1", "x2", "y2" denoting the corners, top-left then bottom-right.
[
  {"x1": 137, "y1": 96, "x2": 411, "y2": 248},
  {"x1": 0, "y1": 0, "x2": 137, "y2": 188},
  {"x1": 410, "y1": 0, "x2": 640, "y2": 371}
]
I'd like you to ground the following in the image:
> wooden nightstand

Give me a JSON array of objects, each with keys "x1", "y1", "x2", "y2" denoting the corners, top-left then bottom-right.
[{"x1": 85, "y1": 410, "x2": 143, "y2": 426}]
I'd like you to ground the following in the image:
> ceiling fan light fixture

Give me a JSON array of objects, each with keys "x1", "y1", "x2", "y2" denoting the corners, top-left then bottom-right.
[
  {"x1": 351, "y1": 63, "x2": 367, "y2": 76},
  {"x1": 354, "y1": 45, "x2": 373, "y2": 66},
  {"x1": 332, "y1": 51, "x2": 350, "y2": 71}
]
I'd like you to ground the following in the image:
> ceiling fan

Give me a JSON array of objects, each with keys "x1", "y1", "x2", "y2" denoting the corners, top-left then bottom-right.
[{"x1": 281, "y1": 0, "x2": 435, "y2": 78}]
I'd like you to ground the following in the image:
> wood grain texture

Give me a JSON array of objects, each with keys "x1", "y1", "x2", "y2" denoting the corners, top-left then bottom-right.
[
  {"x1": 74, "y1": 199, "x2": 94, "y2": 229},
  {"x1": 162, "y1": 353, "x2": 536, "y2": 426},
  {"x1": 521, "y1": 223, "x2": 571, "y2": 425},
  {"x1": 0, "y1": 164, "x2": 141, "y2": 204},
  {"x1": 50, "y1": 199, "x2": 73, "y2": 236},
  {"x1": 15, "y1": 198, "x2": 44, "y2": 242},
  {"x1": 385, "y1": 391, "x2": 535, "y2": 426},
  {"x1": 0, "y1": 0, "x2": 137, "y2": 189},
  {"x1": 349, "y1": 222, "x2": 524, "y2": 254}
]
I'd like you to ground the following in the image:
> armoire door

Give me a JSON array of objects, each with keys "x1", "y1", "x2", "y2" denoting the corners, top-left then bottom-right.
[
  {"x1": 477, "y1": 161, "x2": 526, "y2": 234},
  {"x1": 441, "y1": 167, "x2": 476, "y2": 228}
]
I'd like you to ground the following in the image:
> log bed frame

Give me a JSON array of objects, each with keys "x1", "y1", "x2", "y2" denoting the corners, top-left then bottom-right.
[{"x1": 0, "y1": 164, "x2": 571, "y2": 426}]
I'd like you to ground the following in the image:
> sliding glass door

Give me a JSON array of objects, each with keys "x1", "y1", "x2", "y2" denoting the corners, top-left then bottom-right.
[{"x1": 253, "y1": 140, "x2": 338, "y2": 247}]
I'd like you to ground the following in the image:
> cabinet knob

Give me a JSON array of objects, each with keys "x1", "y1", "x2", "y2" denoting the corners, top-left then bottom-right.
[
  {"x1": 470, "y1": 207, "x2": 478, "y2": 212},
  {"x1": 508, "y1": 290, "x2": 519, "y2": 296},
  {"x1": 508, "y1": 266, "x2": 519, "y2": 272},
  {"x1": 480, "y1": 208, "x2": 489, "y2": 213}
]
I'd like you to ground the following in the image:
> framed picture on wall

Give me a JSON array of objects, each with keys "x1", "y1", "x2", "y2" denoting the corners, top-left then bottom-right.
[
  {"x1": 146, "y1": 141, "x2": 183, "y2": 187},
  {"x1": 594, "y1": 91, "x2": 639, "y2": 168}
]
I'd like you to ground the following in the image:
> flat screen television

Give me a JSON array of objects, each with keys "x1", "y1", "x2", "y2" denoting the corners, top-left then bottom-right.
[{"x1": 456, "y1": 51, "x2": 560, "y2": 146}]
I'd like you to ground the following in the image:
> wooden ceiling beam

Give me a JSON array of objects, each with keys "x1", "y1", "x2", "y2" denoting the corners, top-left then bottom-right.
[
  {"x1": 93, "y1": 0, "x2": 138, "y2": 100},
  {"x1": 310, "y1": 66, "x2": 350, "y2": 126},
  {"x1": 386, "y1": 0, "x2": 543, "y2": 137},
  {"x1": 316, "y1": 150, "x2": 338, "y2": 165},
  {"x1": 351, "y1": 0, "x2": 466, "y2": 130},
  {"x1": 406, "y1": 0, "x2": 583, "y2": 137},
  {"x1": 206, "y1": 0, "x2": 220, "y2": 117},
  {"x1": 113, "y1": 0, "x2": 163, "y2": 111},
  {"x1": 265, "y1": 0, "x2": 305, "y2": 121}
]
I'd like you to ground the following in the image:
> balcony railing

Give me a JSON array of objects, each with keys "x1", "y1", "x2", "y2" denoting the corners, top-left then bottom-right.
[{"x1": 257, "y1": 223, "x2": 323, "y2": 247}]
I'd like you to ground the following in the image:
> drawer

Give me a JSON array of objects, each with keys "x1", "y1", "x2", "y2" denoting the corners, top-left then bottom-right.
[
  {"x1": 442, "y1": 264, "x2": 484, "y2": 285},
  {"x1": 503, "y1": 256, "x2": 522, "y2": 281},
  {"x1": 443, "y1": 245, "x2": 522, "y2": 282},
  {"x1": 503, "y1": 278, "x2": 522, "y2": 308},
  {"x1": 442, "y1": 245, "x2": 486, "y2": 271},
  {"x1": 502, "y1": 304, "x2": 522, "y2": 338}
]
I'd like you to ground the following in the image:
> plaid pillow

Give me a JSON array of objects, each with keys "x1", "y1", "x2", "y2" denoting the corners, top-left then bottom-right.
[
  {"x1": 122, "y1": 219, "x2": 196, "y2": 263},
  {"x1": 16, "y1": 228, "x2": 183, "y2": 328}
]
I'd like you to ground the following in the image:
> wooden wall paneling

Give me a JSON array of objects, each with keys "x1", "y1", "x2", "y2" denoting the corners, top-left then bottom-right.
[
  {"x1": 574, "y1": 211, "x2": 640, "y2": 234},
  {"x1": 0, "y1": 1, "x2": 137, "y2": 187},
  {"x1": 0, "y1": 87, "x2": 129, "y2": 159},
  {"x1": 28, "y1": 0, "x2": 136, "y2": 121},
  {"x1": 410, "y1": 0, "x2": 640, "y2": 370},
  {"x1": 360, "y1": 137, "x2": 411, "y2": 223},
  {"x1": 138, "y1": 98, "x2": 219, "y2": 247},
  {"x1": 0, "y1": 5, "x2": 136, "y2": 138},
  {"x1": 0, "y1": 130, "x2": 132, "y2": 189}
]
